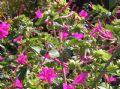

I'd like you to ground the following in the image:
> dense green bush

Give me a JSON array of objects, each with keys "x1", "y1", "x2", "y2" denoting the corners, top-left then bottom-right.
[{"x1": 0, "y1": 0, "x2": 120, "y2": 89}]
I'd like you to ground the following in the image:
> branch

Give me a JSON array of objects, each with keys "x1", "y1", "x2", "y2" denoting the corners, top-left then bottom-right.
[{"x1": 91, "y1": 45, "x2": 120, "y2": 88}]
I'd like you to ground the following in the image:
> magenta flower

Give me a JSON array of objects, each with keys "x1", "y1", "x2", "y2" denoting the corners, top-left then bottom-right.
[
  {"x1": 99, "y1": 30, "x2": 113, "y2": 40},
  {"x1": 0, "y1": 22, "x2": 10, "y2": 30},
  {"x1": 116, "y1": 10, "x2": 120, "y2": 14},
  {"x1": 79, "y1": 55, "x2": 93, "y2": 65},
  {"x1": 97, "y1": 20, "x2": 102, "y2": 29},
  {"x1": 91, "y1": 20, "x2": 113, "y2": 40},
  {"x1": 59, "y1": 31, "x2": 69, "y2": 40},
  {"x1": 35, "y1": 9, "x2": 42, "y2": 19},
  {"x1": 90, "y1": 20, "x2": 102, "y2": 37},
  {"x1": 13, "y1": 35, "x2": 23, "y2": 42},
  {"x1": 103, "y1": 74, "x2": 116, "y2": 83},
  {"x1": 79, "y1": 10, "x2": 88, "y2": 18},
  {"x1": 63, "y1": 83, "x2": 75, "y2": 89},
  {"x1": 44, "y1": 52, "x2": 50, "y2": 59},
  {"x1": 0, "y1": 56, "x2": 4, "y2": 61},
  {"x1": 63, "y1": 25, "x2": 69, "y2": 31},
  {"x1": 73, "y1": 72, "x2": 88, "y2": 84},
  {"x1": 104, "y1": 31, "x2": 113, "y2": 39},
  {"x1": 107, "y1": 45, "x2": 118, "y2": 54},
  {"x1": 13, "y1": 78, "x2": 23, "y2": 88},
  {"x1": 16, "y1": 53, "x2": 27, "y2": 65},
  {"x1": 72, "y1": 32, "x2": 84, "y2": 40},
  {"x1": 38, "y1": 67, "x2": 56, "y2": 83},
  {"x1": 0, "y1": 22, "x2": 10, "y2": 39}
]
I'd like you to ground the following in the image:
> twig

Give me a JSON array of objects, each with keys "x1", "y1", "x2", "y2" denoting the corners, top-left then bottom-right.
[
  {"x1": 59, "y1": 32, "x2": 67, "y2": 83},
  {"x1": 57, "y1": 0, "x2": 72, "y2": 14}
]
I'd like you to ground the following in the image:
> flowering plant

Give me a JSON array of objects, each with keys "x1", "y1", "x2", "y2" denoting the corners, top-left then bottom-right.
[{"x1": 0, "y1": 0, "x2": 120, "y2": 89}]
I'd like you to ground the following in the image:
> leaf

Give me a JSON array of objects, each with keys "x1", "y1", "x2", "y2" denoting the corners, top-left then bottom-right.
[
  {"x1": 30, "y1": 46, "x2": 41, "y2": 54},
  {"x1": 92, "y1": 5, "x2": 107, "y2": 12},
  {"x1": 67, "y1": 39, "x2": 79, "y2": 46},
  {"x1": 17, "y1": 66, "x2": 27, "y2": 81},
  {"x1": 98, "y1": 83, "x2": 112, "y2": 89},
  {"x1": 49, "y1": 49, "x2": 60, "y2": 58},
  {"x1": 105, "y1": 24, "x2": 120, "y2": 37},
  {"x1": 107, "y1": 65, "x2": 118, "y2": 72},
  {"x1": 35, "y1": 15, "x2": 47, "y2": 25},
  {"x1": 93, "y1": 50, "x2": 111, "y2": 61}
]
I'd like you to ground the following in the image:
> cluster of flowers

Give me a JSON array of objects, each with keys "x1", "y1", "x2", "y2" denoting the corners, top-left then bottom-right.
[
  {"x1": 1, "y1": 5, "x2": 120, "y2": 89},
  {"x1": 13, "y1": 51, "x2": 116, "y2": 89}
]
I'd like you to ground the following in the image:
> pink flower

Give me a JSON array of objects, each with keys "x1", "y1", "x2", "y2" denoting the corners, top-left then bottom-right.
[
  {"x1": 97, "y1": 20, "x2": 102, "y2": 29},
  {"x1": 44, "y1": 52, "x2": 50, "y2": 59},
  {"x1": 107, "y1": 45, "x2": 118, "y2": 54},
  {"x1": 35, "y1": 9, "x2": 42, "y2": 19},
  {"x1": 0, "y1": 22, "x2": 10, "y2": 39},
  {"x1": 73, "y1": 72, "x2": 88, "y2": 85},
  {"x1": 13, "y1": 78, "x2": 23, "y2": 88},
  {"x1": 63, "y1": 25, "x2": 69, "y2": 30},
  {"x1": 103, "y1": 74, "x2": 116, "y2": 83},
  {"x1": 38, "y1": 67, "x2": 56, "y2": 83},
  {"x1": 13, "y1": 35, "x2": 23, "y2": 42},
  {"x1": 59, "y1": 32, "x2": 69, "y2": 40},
  {"x1": 16, "y1": 53, "x2": 27, "y2": 65},
  {"x1": 99, "y1": 30, "x2": 113, "y2": 40},
  {"x1": 72, "y1": 33, "x2": 84, "y2": 40},
  {"x1": 79, "y1": 10, "x2": 88, "y2": 18},
  {"x1": 90, "y1": 20, "x2": 102, "y2": 37},
  {"x1": 116, "y1": 10, "x2": 120, "y2": 14},
  {"x1": 0, "y1": 56, "x2": 4, "y2": 61},
  {"x1": 91, "y1": 20, "x2": 113, "y2": 40},
  {"x1": 79, "y1": 55, "x2": 93, "y2": 65},
  {"x1": 0, "y1": 22, "x2": 10, "y2": 31},
  {"x1": 63, "y1": 83, "x2": 75, "y2": 89}
]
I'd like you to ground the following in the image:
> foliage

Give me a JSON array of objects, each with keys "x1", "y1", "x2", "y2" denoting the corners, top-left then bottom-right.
[{"x1": 0, "y1": 0, "x2": 120, "y2": 89}]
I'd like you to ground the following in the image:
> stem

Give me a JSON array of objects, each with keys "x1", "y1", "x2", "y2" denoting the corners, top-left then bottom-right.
[
  {"x1": 109, "y1": 83, "x2": 110, "y2": 89},
  {"x1": 91, "y1": 45, "x2": 120, "y2": 88},
  {"x1": 26, "y1": 63, "x2": 32, "y2": 69},
  {"x1": 48, "y1": 83, "x2": 51, "y2": 89},
  {"x1": 59, "y1": 32, "x2": 67, "y2": 83},
  {"x1": 14, "y1": 65, "x2": 19, "y2": 73},
  {"x1": 57, "y1": 0, "x2": 72, "y2": 14}
]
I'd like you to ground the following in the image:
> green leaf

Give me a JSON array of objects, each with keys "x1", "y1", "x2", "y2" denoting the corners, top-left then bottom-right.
[
  {"x1": 93, "y1": 50, "x2": 111, "y2": 61},
  {"x1": 98, "y1": 83, "x2": 112, "y2": 89},
  {"x1": 17, "y1": 66, "x2": 27, "y2": 81},
  {"x1": 35, "y1": 15, "x2": 47, "y2": 25},
  {"x1": 30, "y1": 46, "x2": 41, "y2": 54},
  {"x1": 92, "y1": 5, "x2": 107, "y2": 12},
  {"x1": 107, "y1": 65, "x2": 118, "y2": 72},
  {"x1": 105, "y1": 24, "x2": 120, "y2": 37}
]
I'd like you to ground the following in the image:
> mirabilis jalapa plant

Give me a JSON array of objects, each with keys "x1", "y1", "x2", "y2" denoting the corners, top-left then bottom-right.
[{"x1": 0, "y1": 0, "x2": 120, "y2": 89}]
